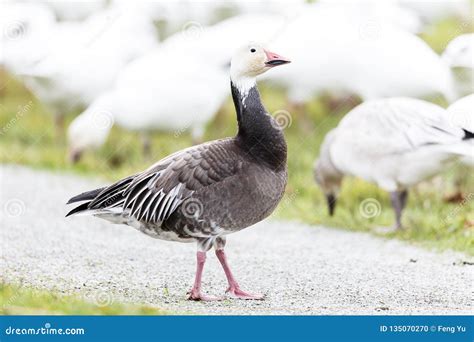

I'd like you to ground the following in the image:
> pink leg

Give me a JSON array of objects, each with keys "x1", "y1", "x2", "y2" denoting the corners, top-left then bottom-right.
[
  {"x1": 188, "y1": 252, "x2": 222, "y2": 301},
  {"x1": 215, "y1": 249, "x2": 264, "y2": 300}
]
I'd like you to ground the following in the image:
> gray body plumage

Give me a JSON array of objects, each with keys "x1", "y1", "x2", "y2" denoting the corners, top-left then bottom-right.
[
  {"x1": 67, "y1": 83, "x2": 288, "y2": 250},
  {"x1": 67, "y1": 43, "x2": 291, "y2": 300}
]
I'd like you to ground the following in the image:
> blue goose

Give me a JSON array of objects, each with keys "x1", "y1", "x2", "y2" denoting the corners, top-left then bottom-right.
[{"x1": 66, "y1": 44, "x2": 290, "y2": 301}]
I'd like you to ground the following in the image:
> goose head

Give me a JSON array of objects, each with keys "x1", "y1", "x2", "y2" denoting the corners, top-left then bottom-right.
[
  {"x1": 230, "y1": 43, "x2": 290, "y2": 88},
  {"x1": 67, "y1": 105, "x2": 113, "y2": 163},
  {"x1": 442, "y1": 33, "x2": 474, "y2": 69}
]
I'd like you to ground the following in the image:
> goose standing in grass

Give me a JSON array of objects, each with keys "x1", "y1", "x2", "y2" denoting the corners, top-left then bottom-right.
[
  {"x1": 6, "y1": 7, "x2": 158, "y2": 128},
  {"x1": 314, "y1": 98, "x2": 474, "y2": 229},
  {"x1": 66, "y1": 44, "x2": 290, "y2": 300}
]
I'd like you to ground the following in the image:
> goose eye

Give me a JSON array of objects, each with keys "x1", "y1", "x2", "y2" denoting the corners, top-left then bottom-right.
[{"x1": 250, "y1": 48, "x2": 256, "y2": 53}]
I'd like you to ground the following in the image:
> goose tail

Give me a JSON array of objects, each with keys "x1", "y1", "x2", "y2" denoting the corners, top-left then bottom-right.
[{"x1": 65, "y1": 187, "x2": 105, "y2": 217}]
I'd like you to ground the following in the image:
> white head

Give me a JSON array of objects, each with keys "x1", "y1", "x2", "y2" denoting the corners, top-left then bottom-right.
[
  {"x1": 67, "y1": 106, "x2": 114, "y2": 163},
  {"x1": 230, "y1": 43, "x2": 290, "y2": 94},
  {"x1": 442, "y1": 33, "x2": 474, "y2": 69}
]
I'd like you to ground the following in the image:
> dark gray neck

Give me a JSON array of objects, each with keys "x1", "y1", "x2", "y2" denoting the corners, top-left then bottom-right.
[{"x1": 231, "y1": 80, "x2": 287, "y2": 170}]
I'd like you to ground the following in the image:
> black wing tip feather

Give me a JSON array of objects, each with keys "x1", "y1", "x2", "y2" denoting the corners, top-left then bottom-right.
[
  {"x1": 462, "y1": 129, "x2": 474, "y2": 140},
  {"x1": 65, "y1": 187, "x2": 106, "y2": 217},
  {"x1": 65, "y1": 202, "x2": 90, "y2": 217},
  {"x1": 66, "y1": 187, "x2": 105, "y2": 205}
]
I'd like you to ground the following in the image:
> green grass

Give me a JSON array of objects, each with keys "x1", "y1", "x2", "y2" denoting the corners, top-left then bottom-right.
[
  {"x1": 0, "y1": 17, "x2": 473, "y2": 259},
  {"x1": 421, "y1": 16, "x2": 474, "y2": 53},
  {"x1": 0, "y1": 283, "x2": 165, "y2": 315}
]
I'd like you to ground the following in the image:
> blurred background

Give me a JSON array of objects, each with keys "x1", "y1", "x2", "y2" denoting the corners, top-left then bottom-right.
[{"x1": 0, "y1": 0, "x2": 473, "y2": 254}]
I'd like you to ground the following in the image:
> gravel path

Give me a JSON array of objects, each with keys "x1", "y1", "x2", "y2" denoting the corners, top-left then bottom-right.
[{"x1": 1, "y1": 164, "x2": 472, "y2": 315}]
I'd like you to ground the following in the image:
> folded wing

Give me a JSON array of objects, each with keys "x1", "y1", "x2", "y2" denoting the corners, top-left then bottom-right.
[{"x1": 66, "y1": 139, "x2": 241, "y2": 224}]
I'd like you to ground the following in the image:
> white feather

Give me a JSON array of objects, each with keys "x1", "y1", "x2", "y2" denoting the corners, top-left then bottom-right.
[
  {"x1": 67, "y1": 45, "x2": 228, "y2": 153},
  {"x1": 4, "y1": 6, "x2": 159, "y2": 116},
  {"x1": 264, "y1": 3, "x2": 454, "y2": 103},
  {"x1": 325, "y1": 97, "x2": 471, "y2": 191}
]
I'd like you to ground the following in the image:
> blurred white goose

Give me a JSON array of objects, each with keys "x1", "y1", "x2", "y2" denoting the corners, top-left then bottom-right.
[
  {"x1": 111, "y1": 0, "x2": 232, "y2": 36},
  {"x1": 34, "y1": 0, "x2": 107, "y2": 21},
  {"x1": 443, "y1": 34, "x2": 474, "y2": 69},
  {"x1": 0, "y1": 2, "x2": 56, "y2": 67},
  {"x1": 319, "y1": 0, "x2": 422, "y2": 33},
  {"x1": 448, "y1": 94, "x2": 474, "y2": 165},
  {"x1": 111, "y1": 0, "x2": 301, "y2": 39},
  {"x1": 6, "y1": 7, "x2": 158, "y2": 124},
  {"x1": 161, "y1": 13, "x2": 289, "y2": 68},
  {"x1": 67, "y1": 47, "x2": 228, "y2": 162},
  {"x1": 265, "y1": 3, "x2": 454, "y2": 104},
  {"x1": 228, "y1": 0, "x2": 306, "y2": 20},
  {"x1": 443, "y1": 34, "x2": 474, "y2": 98},
  {"x1": 314, "y1": 97, "x2": 474, "y2": 229}
]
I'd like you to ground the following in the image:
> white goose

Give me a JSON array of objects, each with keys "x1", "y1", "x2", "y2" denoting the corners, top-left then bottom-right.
[
  {"x1": 7, "y1": 7, "x2": 159, "y2": 124},
  {"x1": 265, "y1": 3, "x2": 454, "y2": 104},
  {"x1": 67, "y1": 47, "x2": 228, "y2": 162},
  {"x1": 314, "y1": 97, "x2": 474, "y2": 229}
]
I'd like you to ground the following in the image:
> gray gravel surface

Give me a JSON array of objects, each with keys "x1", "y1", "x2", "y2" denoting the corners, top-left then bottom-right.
[{"x1": 1, "y1": 165, "x2": 472, "y2": 315}]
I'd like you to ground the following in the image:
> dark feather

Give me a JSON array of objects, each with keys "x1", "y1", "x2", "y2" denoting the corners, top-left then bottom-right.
[
  {"x1": 66, "y1": 187, "x2": 105, "y2": 204},
  {"x1": 463, "y1": 129, "x2": 474, "y2": 140},
  {"x1": 65, "y1": 202, "x2": 90, "y2": 217},
  {"x1": 65, "y1": 76, "x2": 288, "y2": 240}
]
